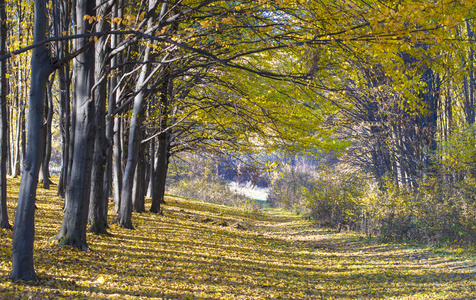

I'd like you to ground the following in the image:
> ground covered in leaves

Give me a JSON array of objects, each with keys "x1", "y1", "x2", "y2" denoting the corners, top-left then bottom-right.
[{"x1": 0, "y1": 178, "x2": 475, "y2": 299}]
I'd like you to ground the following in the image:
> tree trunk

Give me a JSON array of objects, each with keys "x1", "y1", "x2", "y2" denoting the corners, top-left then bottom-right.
[
  {"x1": 118, "y1": 0, "x2": 160, "y2": 228},
  {"x1": 146, "y1": 137, "x2": 154, "y2": 198},
  {"x1": 150, "y1": 78, "x2": 170, "y2": 213},
  {"x1": 53, "y1": 0, "x2": 96, "y2": 250},
  {"x1": 132, "y1": 143, "x2": 146, "y2": 212},
  {"x1": 89, "y1": 1, "x2": 111, "y2": 235},
  {"x1": 110, "y1": 0, "x2": 123, "y2": 213},
  {"x1": 41, "y1": 74, "x2": 55, "y2": 189},
  {"x1": 57, "y1": 53, "x2": 71, "y2": 197},
  {"x1": 0, "y1": 0, "x2": 11, "y2": 229},
  {"x1": 113, "y1": 113, "x2": 122, "y2": 212},
  {"x1": 12, "y1": 61, "x2": 23, "y2": 178},
  {"x1": 10, "y1": 0, "x2": 53, "y2": 281},
  {"x1": 6, "y1": 89, "x2": 10, "y2": 176},
  {"x1": 55, "y1": 0, "x2": 71, "y2": 198},
  {"x1": 151, "y1": 136, "x2": 170, "y2": 212}
]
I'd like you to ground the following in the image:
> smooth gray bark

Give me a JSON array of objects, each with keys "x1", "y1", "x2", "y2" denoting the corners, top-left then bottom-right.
[
  {"x1": 150, "y1": 79, "x2": 170, "y2": 213},
  {"x1": 118, "y1": 0, "x2": 160, "y2": 228},
  {"x1": 132, "y1": 143, "x2": 146, "y2": 212},
  {"x1": 12, "y1": 60, "x2": 23, "y2": 178},
  {"x1": 0, "y1": 0, "x2": 11, "y2": 229},
  {"x1": 10, "y1": 0, "x2": 53, "y2": 281},
  {"x1": 53, "y1": 0, "x2": 96, "y2": 250},
  {"x1": 57, "y1": 52, "x2": 71, "y2": 198},
  {"x1": 55, "y1": 0, "x2": 71, "y2": 198},
  {"x1": 111, "y1": 0, "x2": 123, "y2": 213},
  {"x1": 89, "y1": 0, "x2": 111, "y2": 234},
  {"x1": 146, "y1": 139, "x2": 154, "y2": 198},
  {"x1": 113, "y1": 112, "x2": 122, "y2": 212},
  {"x1": 41, "y1": 74, "x2": 54, "y2": 189}
]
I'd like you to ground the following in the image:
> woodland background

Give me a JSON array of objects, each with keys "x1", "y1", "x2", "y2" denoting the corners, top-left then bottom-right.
[{"x1": 0, "y1": 0, "x2": 476, "y2": 284}]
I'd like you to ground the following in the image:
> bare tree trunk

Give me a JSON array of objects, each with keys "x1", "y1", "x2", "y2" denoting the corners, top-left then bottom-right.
[
  {"x1": 89, "y1": 0, "x2": 111, "y2": 234},
  {"x1": 151, "y1": 136, "x2": 170, "y2": 212},
  {"x1": 0, "y1": 0, "x2": 11, "y2": 229},
  {"x1": 146, "y1": 137, "x2": 154, "y2": 198},
  {"x1": 113, "y1": 113, "x2": 122, "y2": 212},
  {"x1": 55, "y1": 0, "x2": 71, "y2": 198},
  {"x1": 118, "y1": 0, "x2": 160, "y2": 228},
  {"x1": 132, "y1": 142, "x2": 146, "y2": 212},
  {"x1": 57, "y1": 56, "x2": 71, "y2": 197},
  {"x1": 110, "y1": 0, "x2": 123, "y2": 213},
  {"x1": 150, "y1": 78, "x2": 170, "y2": 213},
  {"x1": 6, "y1": 90, "x2": 10, "y2": 176},
  {"x1": 12, "y1": 61, "x2": 23, "y2": 178},
  {"x1": 41, "y1": 74, "x2": 55, "y2": 189},
  {"x1": 53, "y1": 0, "x2": 96, "y2": 250},
  {"x1": 10, "y1": 0, "x2": 53, "y2": 281}
]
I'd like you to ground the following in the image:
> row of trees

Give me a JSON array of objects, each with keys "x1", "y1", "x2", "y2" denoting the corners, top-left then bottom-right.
[{"x1": 0, "y1": 0, "x2": 475, "y2": 281}]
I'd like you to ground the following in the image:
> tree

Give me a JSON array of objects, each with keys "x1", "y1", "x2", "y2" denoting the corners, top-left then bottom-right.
[
  {"x1": 53, "y1": 0, "x2": 96, "y2": 249},
  {"x1": 117, "y1": 0, "x2": 163, "y2": 228},
  {"x1": 0, "y1": 0, "x2": 11, "y2": 229},
  {"x1": 89, "y1": 0, "x2": 113, "y2": 234},
  {"x1": 10, "y1": 0, "x2": 53, "y2": 281}
]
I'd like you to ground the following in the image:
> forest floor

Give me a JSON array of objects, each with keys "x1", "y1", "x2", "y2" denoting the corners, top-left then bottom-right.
[{"x1": 0, "y1": 178, "x2": 476, "y2": 299}]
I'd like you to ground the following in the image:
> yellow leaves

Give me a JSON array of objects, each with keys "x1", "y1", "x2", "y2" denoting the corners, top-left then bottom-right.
[
  {"x1": 199, "y1": 20, "x2": 210, "y2": 29},
  {"x1": 222, "y1": 16, "x2": 237, "y2": 24},
  {"x1": 111, "y1": 17, "x2": 123, "y2": 25},
  {"x1": 83, "y1": 14, "x2": 95, "y2": 24},
  {"x1": 1, "y1": 175, "x2": 475, "y2": 299}
]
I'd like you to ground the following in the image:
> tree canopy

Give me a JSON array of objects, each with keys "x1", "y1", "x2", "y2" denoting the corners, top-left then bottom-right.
[{"x1": 0, "y1": 0, "x2": 476, "y2": 282}]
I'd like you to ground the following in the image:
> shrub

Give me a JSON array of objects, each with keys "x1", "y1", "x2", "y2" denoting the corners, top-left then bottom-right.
[
  {"x1": 267, "y1": 159, "x2": 317, "y2": 213},
  {"x1": 303, "y1": 167, "x2": 364, "y2": 229}
]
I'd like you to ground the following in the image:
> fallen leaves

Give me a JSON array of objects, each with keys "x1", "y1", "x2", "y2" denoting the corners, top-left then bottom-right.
[{"x1": 0, "y1": 177, "x2": 475, "y2": 299}]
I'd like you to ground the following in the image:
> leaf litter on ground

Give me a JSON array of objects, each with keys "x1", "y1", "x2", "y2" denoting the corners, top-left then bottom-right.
[{"x1": 0, "y1": 177, "x2": 475, "y2": 299}]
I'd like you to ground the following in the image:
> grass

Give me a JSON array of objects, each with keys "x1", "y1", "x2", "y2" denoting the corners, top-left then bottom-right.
[{"x1": 0, "y1": 177, "x2": 476, "y2": 299}]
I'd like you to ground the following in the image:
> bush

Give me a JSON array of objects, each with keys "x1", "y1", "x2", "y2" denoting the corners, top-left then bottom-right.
[
  {"x1": 300, "y1": 165, "x2": 476, "y2": 245},
  {"x1": 358, "y1": 177, "x2": 476, "y2": 244},
  {"x1": 303, "y1": 167, "x2": 364, "y2": 229},
  {"x1": 267, "y1": 159, "x2": 316, "y2": 213}
]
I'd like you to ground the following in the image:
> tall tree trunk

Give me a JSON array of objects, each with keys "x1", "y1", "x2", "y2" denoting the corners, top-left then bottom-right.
[
  {"x1": 12, "y1": 61, "x2": 23, "y2": 178},
  {"x1": 147, "y1": 137, "x2": 155, "y2": 198},
  {"x1": 64, "y1": 0, "x2": 77, "y2": 209},
  {"x1": 113, "y1": 112, "x2": 122, "y2": 212},
  {"x1": 89, "y1": 0, "x2": 111, "y2": 234},
  {"x1": 132, "y1": 142, "x2": 146, "y2": 212},
  {"x1": 55, "y1": 0, "x2": 71, "y2": 198},
  {"x1": 53, "y1": 0, "x2": 96, "y2": 250},
  {"x1": 110, "y1": 0, "x2": 123, "y2": 213},
  {"x1": 118, "y1": 0, "x2": 160, "y2": 228},
  {"x1": 6, "y1": 88, "x2": 10, "y2": 176},
  {"x1": 41, "y1": 74, "x2": 55, "y2": 189},
  {"x1": 57, "y1": 54, "x2": 71, "y2": 197},
  {"x1": 0, "y1": 0, "x2": 11, "y2": 229},
  {"x1": 150, "y1": 78, "x2": 171, "y2": 213},
  {"x1": 10, "y1": 0, "x2": 53, "y2": 281}
]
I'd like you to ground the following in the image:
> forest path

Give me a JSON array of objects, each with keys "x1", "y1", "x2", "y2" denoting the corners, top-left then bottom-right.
[
  {"x1": 0, "y1": 180, "x2": 475, "y2": 299},
  {"x1": 165, "y1": 196, "x2": 476, "y2": 299}
]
